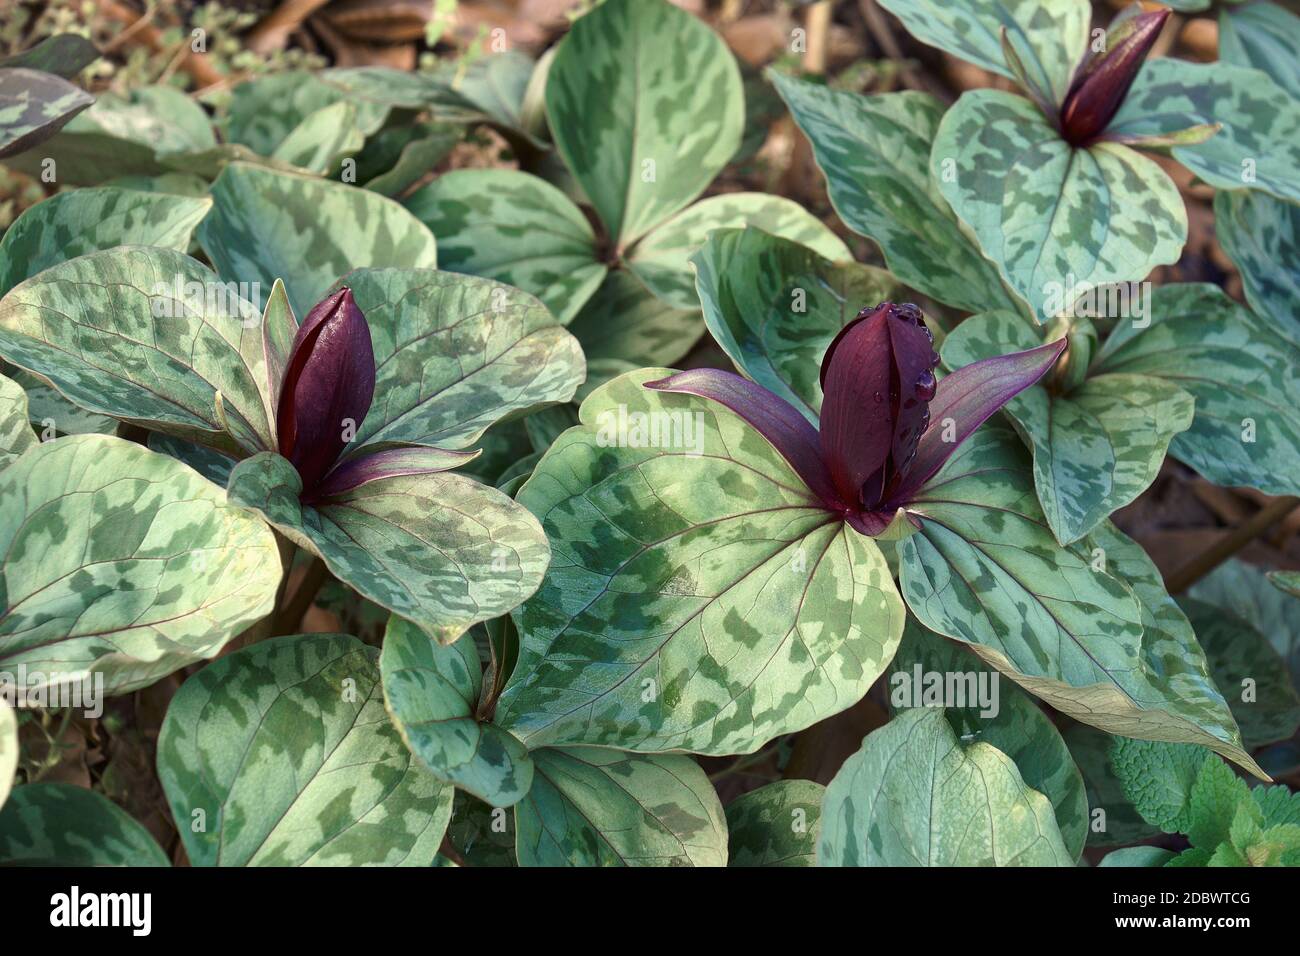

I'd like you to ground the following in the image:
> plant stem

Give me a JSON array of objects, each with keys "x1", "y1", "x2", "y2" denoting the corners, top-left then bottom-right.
[
  {"x1": 1165, "y1": 495, "x2": 1300, "y2": 594},
  {"x1": 270, "y1": 556, "x2": 328, "y2": 636}
]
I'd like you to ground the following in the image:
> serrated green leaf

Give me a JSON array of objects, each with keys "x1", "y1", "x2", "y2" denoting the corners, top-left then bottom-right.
[
  {"x1": 0, "y1": 186, "x2": 211, "y2": 295},
  {"x1": 1214, "y1": 189, "x2": 1300, "y2": 346},
  {"x1": 898, "y1": 427, "x2": 1256, "y2": 773},
  {"x1": 819, "y1": 708, "x2": 1073, "y2": 866},
  {"x1": 0, "y1": 67, "x2": 93, "y2": 159},
  {"x1": 770, "y1": 73, "x2": 1017, "y2": 315},
  {"x1": 725, "y1": 779, "x2": 823, "y2": 867},
  {"x1": 405, "y1": 169, "x2": 606, "y2": 324},
  {"x1": 694, "y1": 226, "x2": 901, "y2": 422},
  {"x1": 1096, "y1": 283, "x2": 1300, "y2": 498},
  {"x1": 933, "y1": 89, "x2": 1186, "y2": 324},
  {"x1": 0, "y1": 372, "x2": 35, "y2": 468},
  {"x1": 566, "y1": 269, "x2": 702, "y2": 369},
  {"x1": 626, "y1": 193, "x2": 849, "y2": 311},
  {"x1": 889, "y1": 619, "x2": 1089, "y2": 860},
  {"x1": 227, "y1": 452, "x2": 550, "y2": 644},
  {"x1": 198, "y1": 163, "x2": 438, "y2": 317},
  {"x1": 1112, "y1": 60, "x2": 1300, "y2": 204},
  {"x1": 0, "y1": 246, "x2": 272, "y2": 453},
  {"x1": 1063, "y1": 724, "x2": 1161, "y2": 848},
  {"x1": 876, "y1": 0, "x2": 1089, "y2": 105},
  {"x1": 0, "y1": 783, "x2": 169, "y2": 865},
  {"x1": 544, "y1": 0, "x2": 743, "y2": 246},
  {"x1": 380, "y1": 616, "x2": 533, "y2": 807},
  {"x1": 0, "y1": 435, "x2": 281, "y2": 695},
  {"x1": 942, "y1": 310, "x2": 1194, "y2": 544},
  {"x1": 340, "y1": 268, "x2": 584, "y2": 452},
  {"x1": 515, "y1": 747, "x2": 727, "y2": 867},
  {"x1": 496, "y1": 368, "x2": 905, "y2": 754},
  {"x1": 1187, "y1": 753, "x2": 1251, "y2": 850},
  {"x1": 158, "y1": 633, "x2": 453, "y2": 866},
  {"x1": 1111, "y1": 737, "x2": 1208, "y2": 834}
]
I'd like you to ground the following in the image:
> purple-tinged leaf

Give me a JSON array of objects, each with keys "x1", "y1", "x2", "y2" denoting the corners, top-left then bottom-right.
[
  {"x1": 276, "y1": 287, "x2": 376, "y2": 496},
  {"x1": 1059, "y1": 7, "x2": 1170, "y2": 146},
  {"x1": 312, "y1": 445, "x2": 480, "y2": 501},
  {"x1": 896, "y1": 338, "x2": 1065, "y2": 502},
  {"x1": 645, "y1": 368, "x2": 837, "y2": 507}
]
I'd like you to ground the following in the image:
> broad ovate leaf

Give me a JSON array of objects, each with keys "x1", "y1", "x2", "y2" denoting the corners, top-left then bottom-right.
[
  {"x1": 544, "y1": 0, "x2": 743, "y2": 246},
  {"x1": 0, "y1": 67, "x2": 93, "y2": 158},
  {"x1": 405, "y1": 169, "x2": 606, "y2": 325},
  {"x1": 771, "y1": 72, "x2": 1017, "y2": 315},
  {"x1": 942, "y1": 310, "x2": 1194, "y2": 544},
  {"x1": 875, "y1": 0, "x2": 1090, "y2": 105},
  {"x1": 0, "y1": 35, "x2": 100, "y2": 78},
  {"x1": 0, "y1": 246, "x2": 272, "y2": 453},
  {"x1": 227, "y1": 452, "x2": 550, "y2": 644},
  {"x1": 566, "y1": 270, "x2": 703, "y2": 371},
  {"x1": 0, "y1": 186, "x2": 211, "y2": 295},
  {"x1": 269, "y1": 100, "x2": 364, "y2": 174},
  {"x1": 819, "y1": 708, "x2": 1074, "y2": 866},
  {"x1": 1094, "y1": 283, "x2": 1300, "y2": 497},
  {"x1": 625, "y1": 193, "x2": 850, "y2": 311},
  {"x1": 1111, "y1": 60, "x2": 1300, "y2": 203},
  {"x1": 725, "y1": 779, "x2": 823, "y2": 867},
  {"x1": 1219, "y1": 1, "x2": 1300, "y2": 100},
  {"x1": 224, "y1": 71, "x2": 388, "y2": 156},
  {"x1": 1214, "y1": 189, "x2": 1300, "y2": 345},
  {"x1": 515, "y1": 747, "x2": 727, "y2": 867},
  {"x1": 341, "y1": 268, "x2": 585, "y2": 452},
  {"x1": 889, "y1": 619, "x2": 1089, "y2": 860},
  {"x1": 380, "y1": 616, "x2": 533, "y2": 807},
  {"x1": 198, "y1": 163, "x2": 438, "y2": 316},
  {"x1": 0, "y1": 435, "x2": 281, "y2": 695},
  {"x1": 158, "y1": 633, "x2": 453, "y2": 866},
  {"x1": 0, "y1": 783, "x2": 169, "y2": 865},
  {"x1": 695, "y1": 226, "x2": 901, "y2": 422},
  {"x1": 933, "y1": 89, "x2": 1186, "y2": 323},
  {"x1": 495, "y1": 369, "x2": 906, "y2": 754},
  {"x1": 0, "y1": 372, "x2": 35, "y2": 468},
  {"x1": 897, "y1": 426, "x2": 1257, "y2": 775}
]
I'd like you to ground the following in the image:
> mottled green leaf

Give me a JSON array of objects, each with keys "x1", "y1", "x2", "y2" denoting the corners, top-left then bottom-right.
[
  {"x1": 1112, "y1": 59, "x2": 1300, "y2": 203},
  {"x1": 876, "y1": 0, "x2": 1089, "y2": 105},
  {"x1": 227, "y1": 452, "x2": 550, "y2": 644},
  {"x1": 424, "y1": 50, "x2": 545, "y2": 148},
  {"x1": 515, "y1": 747, "x2": 727, "y2": 867},
  {"x1": 0, "y1": 783, "x2": 168, "y2": 865},
  {"x1": 380, "y1": 616, "x2": 533, "y2": 807},
  {"x1": 695, "y1": 226, "x2": 902, "y2": 422},
  {"x1": 198, "y1": 163, "x2": 438, "y2": 317},
  {"x1": 0, "y1": 67, "x2": 93, "y2": 159},
  {"x1": 269, "y1": 100, "x2": 364, "y2": 174},
  {"x1": 566, "y1": 269, "x2": 702, "y2": 369},
  {"x1": 1095, "y1": 283, "x2": 1300, "y2": 497},
  {"x1": 0, "y1": 186, "x2": 211, "y2": 295},
  {"x1": 1214, "y1": 188, "x2": 1300, "y2": 345},
  {"x1": 448, "y1": 790, "x2": 517, "y2": 866},
  {"x1": 544, "y1": 0, "x2": 743, "y2": 245},
  {"x1": 405, "y1": 169, "x2": 606, "y2": 324},
  {"x1": 0, "y1": 246, "x2": 272, "y2": 453},
  {"x1": 942, "y1": 310, "x2": 1194, "y2": 544},
  {"x1": 5, "y1": 367, "x2": 115, "y2": 437},
  {"x1": 771, "y1": 73, "x2": 1016, "y2": 315},
  {"x1": 898, "y1": 426, "x2": 1256, "y2": 773},
  {"x1": 361, "y1": 122, "x2": 461, "y2": 199},
  {"x1": 889, "y1": 619, "x2": 1088, "y2": 859},
  {"x1": 0, "y1": 372, "x2": 35, "y2": 468},
  {"x1": 224, "y1": 70, "x2": 388, "y2": 157},
  {"x1": 158, "y1": 633, "x2": 453, "y2": 866},
  {"x1": 340, "y1": 268, "x2": 584, "y2": 453},
  {"x1": 0, "y1": 35, "x2": 100, "y2": 78},
  {"x1": 496, "y1": 369, "x2": 905, "y2": 754},
  {"x1": 626, "y1": 193, "x2": 849, "y2": 311},
  {"x1": 0, "y1": 435, "x2": 281, "y2": 695},
  {"x1": 933, "y1": 89, "x2": 1186, "y2": 323},
  {"x1": 1063, "y1": 724, "x2": 1160, "y2": 847},
  {"x1": 1220, "y1": 1, "x2": 1300, "y2": 100},
  {"x1": 819, "y1": 708, "x2": 1073, "y2": 866},
  {"x1": 725, "y1": 779, "x2": 823, "y2": 867}
]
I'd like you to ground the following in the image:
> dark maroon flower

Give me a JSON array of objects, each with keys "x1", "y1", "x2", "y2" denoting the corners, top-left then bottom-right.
[
  {"x1": 276, "y1": 287, "x2": 376, "y2": 499},
  {"x1": 1059, "y1": 6, "x2": 1170, "y2": 147},
  {"x1": 648, "y1": 302, "x2": 1065, "y2": 537}
]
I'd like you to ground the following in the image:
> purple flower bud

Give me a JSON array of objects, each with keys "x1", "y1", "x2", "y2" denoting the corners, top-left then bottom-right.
[
  {"x1": 276, "y1": 287, "x2": 376, "y2": 499},
  {"x1": 1059, "y1": 7, "x2": 1170, "y2": 147}
]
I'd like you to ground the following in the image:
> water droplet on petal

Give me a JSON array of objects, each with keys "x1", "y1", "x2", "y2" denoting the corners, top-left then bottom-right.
[
  {"x1": 872, "y1": 390, "x2": 883, "y2": 403},
  {"x1": 915, "y1": 369, "x2": 937, "y2": 401},
  {"x1": 930, "y1": 349, "x2": 941, "y2": 368}
]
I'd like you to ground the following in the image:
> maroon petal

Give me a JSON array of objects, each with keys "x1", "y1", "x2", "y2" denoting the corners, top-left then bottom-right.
[
  {"x1": 276, "y1": 287, "x2": 376, "y2": 496},
  {"x1": 817, "y1": 307, "x2": 894, "y2": 508},
  {"x1": 310, "y1": 445, "x2": 479, "y2": 502},
  {"x1": 1059, "y1": 7, "x2": 1170, "y2": 146},
  {"x1": 893, "y1": 338, "x2": 1066, "y2": 502},
  {"x1": 645, "y1": 368, "x2": 840, "y2": 507}
]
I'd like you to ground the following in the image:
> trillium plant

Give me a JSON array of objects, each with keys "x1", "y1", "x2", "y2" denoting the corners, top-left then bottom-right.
[{"x1": 0, "y1": 0, "x2": 1298, "y2": 877}]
